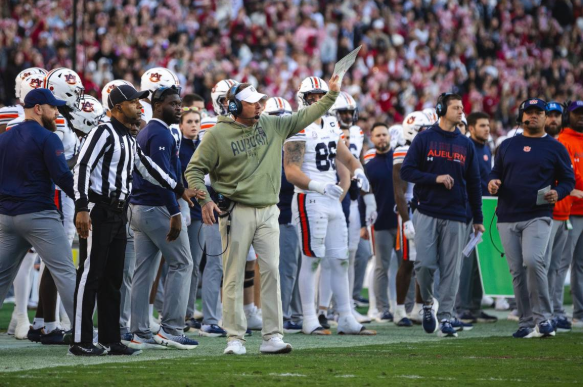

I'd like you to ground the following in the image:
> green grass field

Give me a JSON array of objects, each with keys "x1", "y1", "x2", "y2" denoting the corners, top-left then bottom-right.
[{"x1": 1, "y1": 296, "x2": 582, "y2": 386}]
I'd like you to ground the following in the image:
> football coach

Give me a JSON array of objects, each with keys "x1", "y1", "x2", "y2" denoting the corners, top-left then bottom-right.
[{"x1": 185, "y1": 75, "x2": 341, "y2": 355}]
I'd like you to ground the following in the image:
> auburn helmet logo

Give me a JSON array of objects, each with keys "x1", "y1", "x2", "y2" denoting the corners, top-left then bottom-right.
[
  {"x1": 29, "y1": 78, "x2": 43, "y2": 89},
  {"x1": 149, "y1": 73, "x2": 162, "y2": 83},
  {"x1": 107, "y1": 85, "x2": 116, "y2": 94},
  {"x1": 64, "y1": 74, "x2": 77, "y2": 85},
  {"x1": 81, "y1": 101, "x2": 94, "y2": 113},
  {"x1": 406, "y1": 116, "x2": 415, "y2": 124}
]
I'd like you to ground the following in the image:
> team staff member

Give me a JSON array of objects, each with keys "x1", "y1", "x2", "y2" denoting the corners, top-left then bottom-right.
[
  {"x1": 457, "y1": 112, "x2": 498, "y2": 324},
  {"x1": 557, "y1": 101, "x2": 583, "y2": 329},
  {"x1": 72, "y1": 85, "x2": 200, "y2": 356},
  {"x1": 186, "y1": 76, "x2": 341, "y2": 355},
  {"x1": 401, "y1": 93, "x2": 484, "y2": 338},
  {"x1": 489, "y1": 98, "x2": 575, "y2": 338},
  {"x1": 0, "y1": 89, "x2": 77, "y2": 328},
  {"x1": 360, "y1": 123, "x2": 399, "y2": 323},
  {"x1": 129, "y1": 86, "x2": 198, "y2": 350}
]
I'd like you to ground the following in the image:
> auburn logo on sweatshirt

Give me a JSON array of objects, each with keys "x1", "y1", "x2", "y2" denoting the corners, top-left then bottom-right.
[{"x1": 427, "y1": 141, "x2": 467, "y2": 164}]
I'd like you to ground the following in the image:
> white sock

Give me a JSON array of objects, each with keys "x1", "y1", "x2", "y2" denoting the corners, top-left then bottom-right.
[
  {"x1": 243, "y1": 304, "x2": 254, "y2": 314},
  {"x1": 327, "y1": 257, "x2": 352, "y2": 316},
  {"x1": 318, "y1": 259, "x2": 333, "y2": 311},
  {"x1": 396, "y1": 304, "x2": 407, "y2": 317},
  {"x1": 14, "y1": 252, "x2": 36, "y2": 315},
  {"x1": 348, "y1": 249, "x2": 357, "y2": 302},
  {"x1": 45, "y1": 322, "x2": 57, "y2": 333},
  {"x1": 299, "y1": 255, "x2": 320, "y2": 321},
  {"x1": 33, "y1": 318, "x2": 44, "y2": 330}
]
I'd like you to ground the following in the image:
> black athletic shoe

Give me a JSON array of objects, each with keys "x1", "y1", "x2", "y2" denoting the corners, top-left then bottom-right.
[
  {"x1": 184, "y1": 318, "x2": 201, "y2": 332},
  {"x1": 459, "y1": 311, "x2": 478, "y2": 323},
  {"x1": 68, "y1": 343, "x2": 107, "y2": 357},
  {"x1": 476, "y1": 311, "x2": 498, "y2": 323},
  {"x1": 41, "y1": 328, "x2": 66, "y2": 345},
  {"x1": 318, "y1": 314, "x2": 331, "y2": 330},
  {"x1": 101, "y1": 342, "x2": 142, "y2": 356},
  {"x1": 27, "y1": 327, "x2": 43, "y2": 343}
]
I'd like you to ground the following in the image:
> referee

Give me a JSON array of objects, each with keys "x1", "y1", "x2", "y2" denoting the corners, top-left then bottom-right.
[
  {"x1": 71, "y1": 85, "x2": 200, "y2": 356},
  {"x1": 489, "y1": 98, "x2": 574, "y2": 338}
]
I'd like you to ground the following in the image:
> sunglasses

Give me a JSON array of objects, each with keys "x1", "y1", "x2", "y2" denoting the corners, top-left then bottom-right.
[{"x1": 182, "y1": 107, "x2": 199, "y2": 112}]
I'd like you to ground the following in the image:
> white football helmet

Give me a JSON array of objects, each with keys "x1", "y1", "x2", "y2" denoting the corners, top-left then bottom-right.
[
  {"x1": 19, "y1": 74, "x2": 46, "y2": 104},
  {"x1": 296, "y1": 77, "x2": 329, "y2": 109},
  {"x1": 70, "y1": 95, "x2": 105, "y2": 134},
  {"x1": 101, "y1": 79, "x2": 135, "y2": 109},
  {"x1": 422, "y1": 108, "x2": 438, "y2": 124},
  {"x1": 140, "y1": 67, "x2": 180, "y2": 98},
  {"x1": 15, "y1": 67, "x2": 47, "y2": 100},
  {"x1": 329, "y1": 91, "x2": 358, "y2": 127},
  {"x1": 461, "y1": 112, "x2": 467, "y2": 126},
  {"x1": 211, "y1": 79, "x2": 239, "y2": 116},
  {"x1": 44, "y1": 68, "x2": 84, "y2": 109},
  {"x1": 389, "y1": 124, "x2": 405, "y2": 150},
  {"x1": 263, "y1": 97, "x2": 292, "y2": 116},
  {"x1": 403, "y1": 111, "x2": 432, "y2": 143}
]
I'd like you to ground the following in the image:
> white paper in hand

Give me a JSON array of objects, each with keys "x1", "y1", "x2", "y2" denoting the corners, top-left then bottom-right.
[
  {"x1": 333, "y1": 45, "x2": 362, "y2": 85},
  {"x1": 536, "y1": 185, "x2": 551, "y2": 205},
  {"x1": 463, "y1": 232, "x2": 483, "y2": 258}
]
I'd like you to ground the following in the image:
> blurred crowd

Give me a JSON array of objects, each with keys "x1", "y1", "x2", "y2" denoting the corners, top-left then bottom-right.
[{"x1": 1, "y1": 0, "x2": 583, "y2": 140}]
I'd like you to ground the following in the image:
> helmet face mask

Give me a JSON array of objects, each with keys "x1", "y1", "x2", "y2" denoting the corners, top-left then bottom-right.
[
  {"x1": 44, "y1": 68, "x2": 85, "y2": 110},
  {"x1": 297, "y1": 77, "x2": 329, "y2": 109},
  {"x1": 211, "y1": 79, "x2": 239, "y2": 116},
  {"x1": 70, "y1": 95, "x2": 105, "y2": 134},
  {"x1": 329, "y1": 91, "x2": 358, "y2": 128}
]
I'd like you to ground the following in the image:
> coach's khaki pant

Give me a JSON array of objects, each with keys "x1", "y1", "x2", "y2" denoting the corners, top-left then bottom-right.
[{"x1": 219, "y1": 203, "x2": 283, "y2": 342}]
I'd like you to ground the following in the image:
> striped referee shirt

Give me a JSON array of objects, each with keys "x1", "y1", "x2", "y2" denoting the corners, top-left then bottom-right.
[{"x1": 73, "y1": 116, "x2": 184, "y2": 211}]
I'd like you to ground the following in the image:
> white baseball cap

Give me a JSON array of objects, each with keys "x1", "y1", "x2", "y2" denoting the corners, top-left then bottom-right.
[{"x1": 236, "y1": 86, "x2": 267, "y2": 104}]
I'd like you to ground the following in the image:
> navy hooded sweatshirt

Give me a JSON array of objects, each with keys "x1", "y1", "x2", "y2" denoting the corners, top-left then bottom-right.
[{"x1": 400, "y1": 124, "x2": 483, "y2": 224}]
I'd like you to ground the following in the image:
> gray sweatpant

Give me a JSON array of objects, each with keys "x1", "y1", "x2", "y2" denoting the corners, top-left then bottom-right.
[
  {"x1": 353, "y1": 238, "x2": 371, "y2": 300},
  {"x1": 186, "y1": 219, "x2": 205, "y2": 319},
  {"x1": 456, "y1": 221, "x2": 482, "y2": 315},
  {"x1": 129, "y1": 205, "x2": 193, "y2": 337},
  {"x1": 567, "y1": 215, "x2": 583, "y2": 320},
  {"x1": 413, "y1": 210, "x2": 465, "y2": 321},
  {"x1": 545, "y1": 219, "x2": 569, "y2": 318},
  {"x1": 278, "y1": 223, "x2": 302, "y2": 322},
  {"x1": 498, "y1": 217, "x2": 552, "y2": 328},
  {"x1": 202, "y1": 223, "x2": 223, "y2": 325},
  {"x1": 0, "y1": 211, "x2": 76, "y2": 322},
  {"x1": 373, "y1": 229, "x2": 400, "y2": 313},
  {"x1": 119, "y1": 223, "x2": 136, "y2": 335}
]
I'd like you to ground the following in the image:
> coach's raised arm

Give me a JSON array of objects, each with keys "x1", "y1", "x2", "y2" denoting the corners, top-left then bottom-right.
[
  {"x1": 183, "y1": 75, "x2": 339, "y2": 356},
  {"x1": 185, "y1": 75, "x2": 340, "y2": 216}
]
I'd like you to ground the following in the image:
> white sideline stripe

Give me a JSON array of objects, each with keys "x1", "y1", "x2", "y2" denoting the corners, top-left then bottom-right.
[{"x1": 74, "y1": 203, "x2": 95, "y2": 344}]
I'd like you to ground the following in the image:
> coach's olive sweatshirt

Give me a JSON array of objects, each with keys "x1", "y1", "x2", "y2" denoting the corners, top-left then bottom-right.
[{"x1": 185, "y1": 91, "x2": 339, "y2": 208}]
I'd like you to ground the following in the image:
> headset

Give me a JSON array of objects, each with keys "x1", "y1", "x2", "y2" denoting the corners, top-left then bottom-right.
[
  {"x1": 562, "y1": 100, "x2": 571, "y2": 128},
  {"x1": 227, "y1": 84, "x2": 242, "y2": 117},
  {"x1": 435, "y1": 92, "x2": 453, "y2": 118},
  {"x1": 151, "y1": 85, "x2": 181, "y2": 106}
]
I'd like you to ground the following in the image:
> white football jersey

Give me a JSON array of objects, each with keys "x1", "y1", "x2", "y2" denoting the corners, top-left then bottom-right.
[
  {"x1": 0, "y1": 105, "x2": 24, "y2": 127},
  {"x1": 348, "y1": 125, "x2": 364, "y2": 159},
  {"x1": 285, "y1": 116, "x2": 342, "y2": 193},
  {"x1": 393, "y1": 145, "x2": 414, "y2": 202},
  {"x1": 199, "y1": 116, "x2": 217, "y2": 140}
]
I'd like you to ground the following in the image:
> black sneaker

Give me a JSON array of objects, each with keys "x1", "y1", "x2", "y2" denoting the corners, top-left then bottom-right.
[
  {"x1": 459, "y1": 311, "x2": 478, "y2": 323},
  {"x1": 41, "y1": 328, "x2": 66, "y2": 345},
  {"x1": 318, "y1": 314, "x2": 331, "y2": 330},
  {"x1": 68, "y1": 343, "x2": 107, "y2": 356},
  {"x1": 476, "y1": 311, "x2": 498, "y2": 323},
  {"x1": 353, "y1": 296, "x2": 370, "y2": 307},
  {"x1": 101, "y1": 342, "x2": 142, "y2": 356},
  {"x1": 184, "y1": 318, "x2": 201, "y2": 332},
  {"x1": 27, "y1": 326, "x2": 44, "y2": 343}
]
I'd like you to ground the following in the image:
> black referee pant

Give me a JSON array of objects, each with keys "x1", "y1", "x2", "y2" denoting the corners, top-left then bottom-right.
[{"x1": 72, "y1": 201, "x2": 127, "y2": 345}]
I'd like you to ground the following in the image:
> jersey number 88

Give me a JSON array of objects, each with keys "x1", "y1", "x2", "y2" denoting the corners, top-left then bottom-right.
[{"x1": 315, "y1": 141, "x2": 337, "y2": 172}]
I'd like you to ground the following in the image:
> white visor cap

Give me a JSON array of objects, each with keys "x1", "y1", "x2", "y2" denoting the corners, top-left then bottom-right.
[{"x1": 236, "y1": 86, "x2": 267, "y2": 103}]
